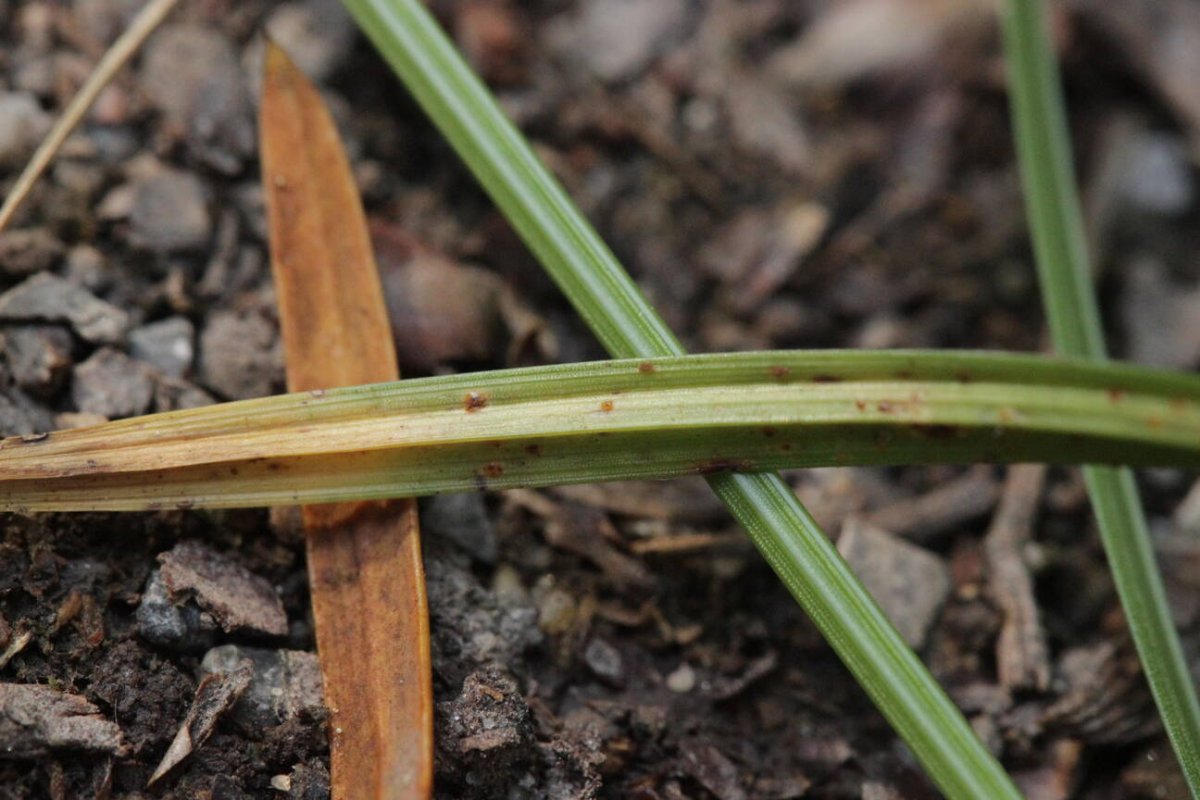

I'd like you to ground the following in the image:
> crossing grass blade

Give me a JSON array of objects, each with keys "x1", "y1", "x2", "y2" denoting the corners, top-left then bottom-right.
[{"x1": 1002, "y1": 1, "x2": 1200, "y2": 794}]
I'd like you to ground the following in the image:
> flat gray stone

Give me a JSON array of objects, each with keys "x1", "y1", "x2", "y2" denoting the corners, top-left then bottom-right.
[
  {"x1": 0, "y1": 273, "x2": 130, "y2": 344},
  {"x1": 71, "y1": 347, "x2": 155, "y2": 419},
  {"x1": 129, "y1": 171, "x2": 212, "y2": 252},
  {"x1": 129, "y1": 316, "x2": 195, "y2": 378},
  {"x1": 838, "y1": 517, "x2": 951, "y2": 649}
]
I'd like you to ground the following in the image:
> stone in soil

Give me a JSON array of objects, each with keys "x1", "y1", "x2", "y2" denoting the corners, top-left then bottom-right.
[
  {"x1": 136, "y1": 569, "x2": 218, "y2": 652},
  {"x1": 264, "y1": 1, "x2": 356, "y2": 83},
  {"x1": 0, "y1": 272, "x2": 130, "y2": 344},
  {"x1": 420, "y1": 493, "x2": 497, "y2": 564},
  {"x1": 0, "y1": 683, "x2": 125, "y2": 757},
  {"x1": 837, "y1": 516, "x2": 951, "y2": 649},
  {"x1": 0, "y1": 387, "x2": 53, "y2": 437},
  {"x1": 129, "y1": 170, "x2": 212, "y2": 252},
  {"x1": 0, "y1": 227, "x2": 65, "y2": 277},
  {"x1": 140, "y1": 24, "x2": 254, "y2": 172},
  {"x1": 129, "y1": 316, "x2": 195, "y2": 378},
  {"x1": 158, "y1": 540, "x2": 288, "y2": 637},
  {"x1": 554, "y1": 0, "x2": 688, "y2": 82},
  {"x1": 1118, "y1": 255, "x2": 1200, "y2": 368},
  {"x1": 198, "y1": 308, "x2": 284, "y2": 399},
  {"x1": 200, "y1": 645, "x2": 323, "y2": 729},
  {"x1": 0, "y1": 91, "x2": 50, "y2": 168},
  {"x1": 0, "y1": 324, "x2": 73, "y2": 398},
  {"x1": 583, "y1": 636, "x2": 625, "y2": 687},
  {"x1": 71, "y1": 347, "x2": 155, "y2": 419}
]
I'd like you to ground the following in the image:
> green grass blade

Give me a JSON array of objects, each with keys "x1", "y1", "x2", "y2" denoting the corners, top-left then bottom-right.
[
  {"x1": 343, "y1": 2, "x2": 1022, "y2": 795},
  {"x1": 1002, "y1": 0, "x2": 1200, "y2": 793},
  {"x1": 5, "y1": 350, "x2": 1200, "y2": 511}
]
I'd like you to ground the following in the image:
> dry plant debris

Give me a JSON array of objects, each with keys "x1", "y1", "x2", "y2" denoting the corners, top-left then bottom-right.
[{"x1": 260, "y1": 41, "x2": 433, "y2": 798}]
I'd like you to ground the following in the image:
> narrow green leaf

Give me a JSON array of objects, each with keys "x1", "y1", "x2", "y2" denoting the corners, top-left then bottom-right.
[
  {"x1": 342, "y1": 1, "x2": 1022, "y2": 795},
  {"x1": 1003, "y1": 1, "x2": 1200, "y2": 793},
  {"x1": 4, "y1": 350, "x2": 1199, "y2": 512}
]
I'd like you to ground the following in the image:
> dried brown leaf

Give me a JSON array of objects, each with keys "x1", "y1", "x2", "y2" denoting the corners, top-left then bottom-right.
[{"x1": 261, "y1": 41, "x2": 433, "y2": 799}]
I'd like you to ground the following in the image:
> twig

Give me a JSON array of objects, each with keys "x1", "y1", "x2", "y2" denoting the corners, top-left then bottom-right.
[
  {"x1": 0, "y1": 0, "x2": 180, "y2": 233},
  {"x1": 984, "y1": 464, "x2": 1051, "y2": 691}
]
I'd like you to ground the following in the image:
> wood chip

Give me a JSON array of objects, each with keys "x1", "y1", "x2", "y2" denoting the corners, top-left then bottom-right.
[
  {"x1": 148, "y1": 659, "x2": 252, "y2": 785},
  {"x1": 158, "y1": 540, "x2": 287, "y2": 637},
  {"x1": 865, "y1": 465, "x2": 1001, "y2": 541}
]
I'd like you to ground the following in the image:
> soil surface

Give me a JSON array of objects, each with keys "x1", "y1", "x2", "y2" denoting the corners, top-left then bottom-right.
[{"x1": 2, "y1": 0, "x2": 1200, "y2": 798}]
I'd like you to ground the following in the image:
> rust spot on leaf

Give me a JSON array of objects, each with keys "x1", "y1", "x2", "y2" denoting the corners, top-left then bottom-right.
[
  {"x1": 855, "y1": 399, "x2": 867, "y2": 411},
  {"x1": 481, "y1": 462, "x2": 505, "y2": 478},
  {"x1": 768, "y1": 365, "x2": 792, "y2": 380},
  {"x1": 1107, "y1": 388, "x2": 1125, "y2": 403},
  {"x1": 638, "y1": 361, "x2": 656, "y2": 374},
  {"x1": 893, "y1": 370, "x2": 914, "y2": 380},
  {"x1": 762, "y1": 426, "x2": 777, "y2": 437},
  {"x1": 1147, "y1": 416, "x2": 1163, "y2": 429},
  {"x1": 954, "y1": 370, "x2": 972, "y2": 384},
  {"x1": 877, "y1": 401, "x2": 896, "y2": 414},
  {"x1": 464, "y1": 392, "x2": 489, "y2": 412},
  {"x1": 524, "y1": 444, "x2": 543, "y2": 456},
  {"x1": 599, "y1": 400, "x2": 615, "y2": 412}
]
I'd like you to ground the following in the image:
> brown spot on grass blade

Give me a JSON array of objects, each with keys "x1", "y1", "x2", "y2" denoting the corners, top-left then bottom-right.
[
  {"x1": 261, "y1": 42, "x2": 432, "y2": 800},
  {"x1": 464, "y1": 391, "x2": 489, "y2": 412}
]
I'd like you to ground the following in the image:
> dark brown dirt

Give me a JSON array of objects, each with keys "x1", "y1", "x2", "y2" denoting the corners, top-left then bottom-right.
[{"x1": 2, "y1": 0, "x2": 1200, "y2": 798}]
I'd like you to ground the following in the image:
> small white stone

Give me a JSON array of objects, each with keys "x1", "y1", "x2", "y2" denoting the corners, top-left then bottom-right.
[{"x1": 666, "y1": 663, "x2": 696, "y2": 693}]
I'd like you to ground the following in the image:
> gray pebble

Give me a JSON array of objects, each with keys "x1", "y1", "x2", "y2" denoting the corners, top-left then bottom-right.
[
  {"x1": 136, "y1": 569, "x2": 217, "y2": 652},
  {"x1": 837, "y1": 517, "x2": 951, "y2": 649},
  {"x1": 0, "y1": 92, "x2": 50, "y2": 167},
  {"x1": 198, "y1": 309, "x2": 283, "y2": 399},
  {"x1": 265, "y1": 1, "x2": 356, "y2": 83},
  {"x1": 200, "y1": 645, "x2": 324, "y2": 729},
  {"x1": 130, "y1": 171, "x2": 212, "y2": 252},
  {"x1": 0, "y1": 273, "x2": 130, "y2": 344},
  {"x1": 554, "y1": 0, "x2": 687, "y2": 83},
  {"x1": 1117, "y1": 131, "x2": 1194, "y2": 215},
  {"x1": 0, "y1": 228, "x2": 65, "y2": 277},
  {"x1": 0, "y1": 324, "x2": 73, "y2": 397},
  {"x1": 71, "y1": 347, "x2": 155, "y2": 419},
  {"x1": 421, "y1": 493, "x2": 497, "y2": 564},
  {"x1": 141, "y1": 24, "x2": 253, "y2": 171},
  {"x1": 129, "y1": 316, "x2": 194, "y2": 378},
  {"x1": 583, "y1": 637, "x2": 625, "y2": 687}
]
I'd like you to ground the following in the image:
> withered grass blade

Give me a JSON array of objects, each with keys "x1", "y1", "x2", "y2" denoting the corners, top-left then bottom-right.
[{"x1": 261, "y1": 41, "x2": 432, "y2": 799}]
